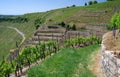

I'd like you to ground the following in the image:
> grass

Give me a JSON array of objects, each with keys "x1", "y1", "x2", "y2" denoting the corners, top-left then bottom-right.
[
  {"x1": 0, "y1": 28, "x2": 22, "y2": 61},
  {"x1": 27, "y1": 44, "x2": 100, "y2": 77},
  {"x1": 0, "y1": 21, "x2": 36, "y2": 62}
]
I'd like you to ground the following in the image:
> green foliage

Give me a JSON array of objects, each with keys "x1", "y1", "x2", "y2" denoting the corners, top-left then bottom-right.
[
  {"x1": 1, "y1": 1, "x2": 120, "y2": 60},
  {"x1": 34, "y1": 18, "x2": 45, "y2": 29},
  {"x1": 34, "y1": 18, "x2": 45, "y2": 25},
  {"x1": 0, "y1": 61, "x2": 14, "y2": 77},
  {"x1": 1, "y1": 1, "x2": 120, "y2": 75},
  {"x1": 88, "y1": 0, "x2": 98, "y2": 5},
  {"x1": 58, "y1": 22, "x2": 76, "y2": 30},
  {"x1": 58, "y1": 21, "x2": 66, "y2": 27},
  {"x1": 89, "y1": 1, "x2": 93, "y2": 5},
  {"x1": 27, "y1": 45, "x2": 100, "y2": 77},
  {"x1": 93, "y1": 0, "x2": 98, "y2": 4},
  {"x1": 0, "y1": 28, "x2": 22, "y2": 61},
  {"x1": 0, "y1": 35, "x2": 100, "y2": 76},
  {"x1": 65, "y1": 36, "x2": 101, "y2": 48},
  {"x1": 35, "y1": 24, "x2": 40, "y2": 30},
  {"x1": 70, "y1": 24, "x2": 76, "y2": 30},
  {"x1": 0, "y1": 17, "x2": 28, "y2": 23},
  {"x1": 111, "y1": 13, "x2": 120, "y2": 29},
  {"x1": 0, "y1": 40, "x2": 59, "y2": 76},
  {"x1": 106, "y1": 23, "x2": 113, "y2": 30},
  {"x1": 107, "y1": 0, "x2": 114, "y2": 1}
]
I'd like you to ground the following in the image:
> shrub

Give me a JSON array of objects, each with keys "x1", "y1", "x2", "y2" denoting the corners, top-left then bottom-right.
[
  {"x1": 48, "y1": 19, "x2": 52, "y2": 22},
  {"x1": 111, "y1": 13, "x2": 120, "y2": 30},
  {"x1": 35, "y1": 24, "x2": 40, "y2": 30},
  {"x1": 70, "y1": 24, "x2": 76, "y2": 30},
  {"x1": 66, "y1": 24, "x2": 70, "y2": 30},
  {"x1": 58, "y1": 21, "x2": 66, "y2": 27}
]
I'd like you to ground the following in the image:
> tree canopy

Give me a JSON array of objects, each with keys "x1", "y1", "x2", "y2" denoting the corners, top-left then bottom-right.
[{"x1": 88, "y1": 0, "x2": 98, "y2": 5}]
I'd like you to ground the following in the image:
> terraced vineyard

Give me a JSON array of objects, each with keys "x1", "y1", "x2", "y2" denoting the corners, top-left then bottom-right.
[
  {"x1": 0, "y1": 0, "x2": 120, "y2": 77},
  {"x1": 0, "y1": 1, "x2": 120, "y2": 61}
]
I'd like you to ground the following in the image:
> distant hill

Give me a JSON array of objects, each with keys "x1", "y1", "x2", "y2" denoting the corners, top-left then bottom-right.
[{"x1": 0, "y1": 15, "x2": 19, "y2": 18}]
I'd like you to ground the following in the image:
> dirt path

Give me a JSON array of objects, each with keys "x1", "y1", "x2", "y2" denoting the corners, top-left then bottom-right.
[
  {"x1": 0, "y1": 26, "x2": 25, "y2": 45},
  {"x1": 89, "y1": 49, "x2": 103, "y2": 77}
]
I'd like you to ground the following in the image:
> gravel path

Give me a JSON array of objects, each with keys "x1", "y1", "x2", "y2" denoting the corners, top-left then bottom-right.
[{"x1": 0, "y1": 26, "x2": 26, "y2": 45}]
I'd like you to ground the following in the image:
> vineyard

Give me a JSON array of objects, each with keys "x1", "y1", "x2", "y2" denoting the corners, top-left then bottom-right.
[
  {"x1": 27, "y1": 45, "x2": 100, "y2": 77},
  {"x1": 0, "y1": 35, "x2": 101, "y2": 77},
  {"x1": 0, "y1": 0, "x2": 120, "y2": 77}
]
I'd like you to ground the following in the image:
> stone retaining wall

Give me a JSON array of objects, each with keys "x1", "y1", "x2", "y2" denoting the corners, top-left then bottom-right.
[{"x1": 101, "y1": 32, "x2": 120, "y2": 77}]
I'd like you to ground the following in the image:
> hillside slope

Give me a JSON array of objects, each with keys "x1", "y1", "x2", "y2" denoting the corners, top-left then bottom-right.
[{"x1": 0, "y1": 1, "x2": 120, "y2": 61}]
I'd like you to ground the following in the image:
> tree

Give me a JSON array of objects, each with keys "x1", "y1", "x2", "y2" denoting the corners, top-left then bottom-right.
[
  {"x1": 72, "y1": 5, "x2": 76, "y2": 7},
  {"x1": 85, "y1": 3, "x2": 87, "y2": 6},
  {"x1": 107, "y1": 0, "x2": 113, "y2": 1},
  {"x1": 93, "y1": 0, "x2": 98, "y2": 4},
  {"x1": 88, "y1": 1, "x2": 93, "y2": 5},
  {"x1": 88, "y1": 0, "x2": 98, "y2": 5}
]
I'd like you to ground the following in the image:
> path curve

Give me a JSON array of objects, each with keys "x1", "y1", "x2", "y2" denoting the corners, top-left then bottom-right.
[{"x1": 0, "y1": 26, "x2": 25, "y2": 45}]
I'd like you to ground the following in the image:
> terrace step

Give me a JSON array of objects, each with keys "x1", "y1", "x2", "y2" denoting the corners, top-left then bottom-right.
[
  {"x1": 32, "y1": 36, "x2": 63, "y2": 41},
  {"x1": 36, "y1": 33, "x2": 64, "y2": 37},
  {"x1": 35, "y1": 29, "x2": 66, "y2": 34}
]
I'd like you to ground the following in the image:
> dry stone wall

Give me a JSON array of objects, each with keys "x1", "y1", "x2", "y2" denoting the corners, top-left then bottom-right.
[{"x1": 101, "y1": 32, "x2": 120, "y2": 77}]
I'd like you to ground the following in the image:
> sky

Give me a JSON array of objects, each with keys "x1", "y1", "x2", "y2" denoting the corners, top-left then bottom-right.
[{"x1": 0, "y1": 0, "x2": 106, "y2": 15}]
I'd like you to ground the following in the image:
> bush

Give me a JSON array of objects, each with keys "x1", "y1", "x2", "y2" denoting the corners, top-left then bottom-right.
[
  {"x1": 111, "y1": 13, "x2": 120, "y2": 29},
  {"x1": 70, "y1": 24, "x2": 76, "y2": 30},
  {"x1": 60, "y1": 21, "x2": 66, "y2": 27},
  {"x1": 58, "y1": 21, "x2": 66, "y2": 27},
  {"x1": 58, "y1": 22, "x2": 76, "y2": 30},
  {"x1": 35, "y1": 24, "x2": 40, "y2": 30},
  {"x1": 66, "y1": 24, "x2": 70, "y2": 30}
]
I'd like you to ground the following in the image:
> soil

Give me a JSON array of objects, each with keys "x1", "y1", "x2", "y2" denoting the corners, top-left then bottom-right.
[
  {"x1": 103, "y1": 30, "x2": 120, "y2": 51},
  {"x1": 89, "y1": 49, "x2": 103, "y2": 77}
]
